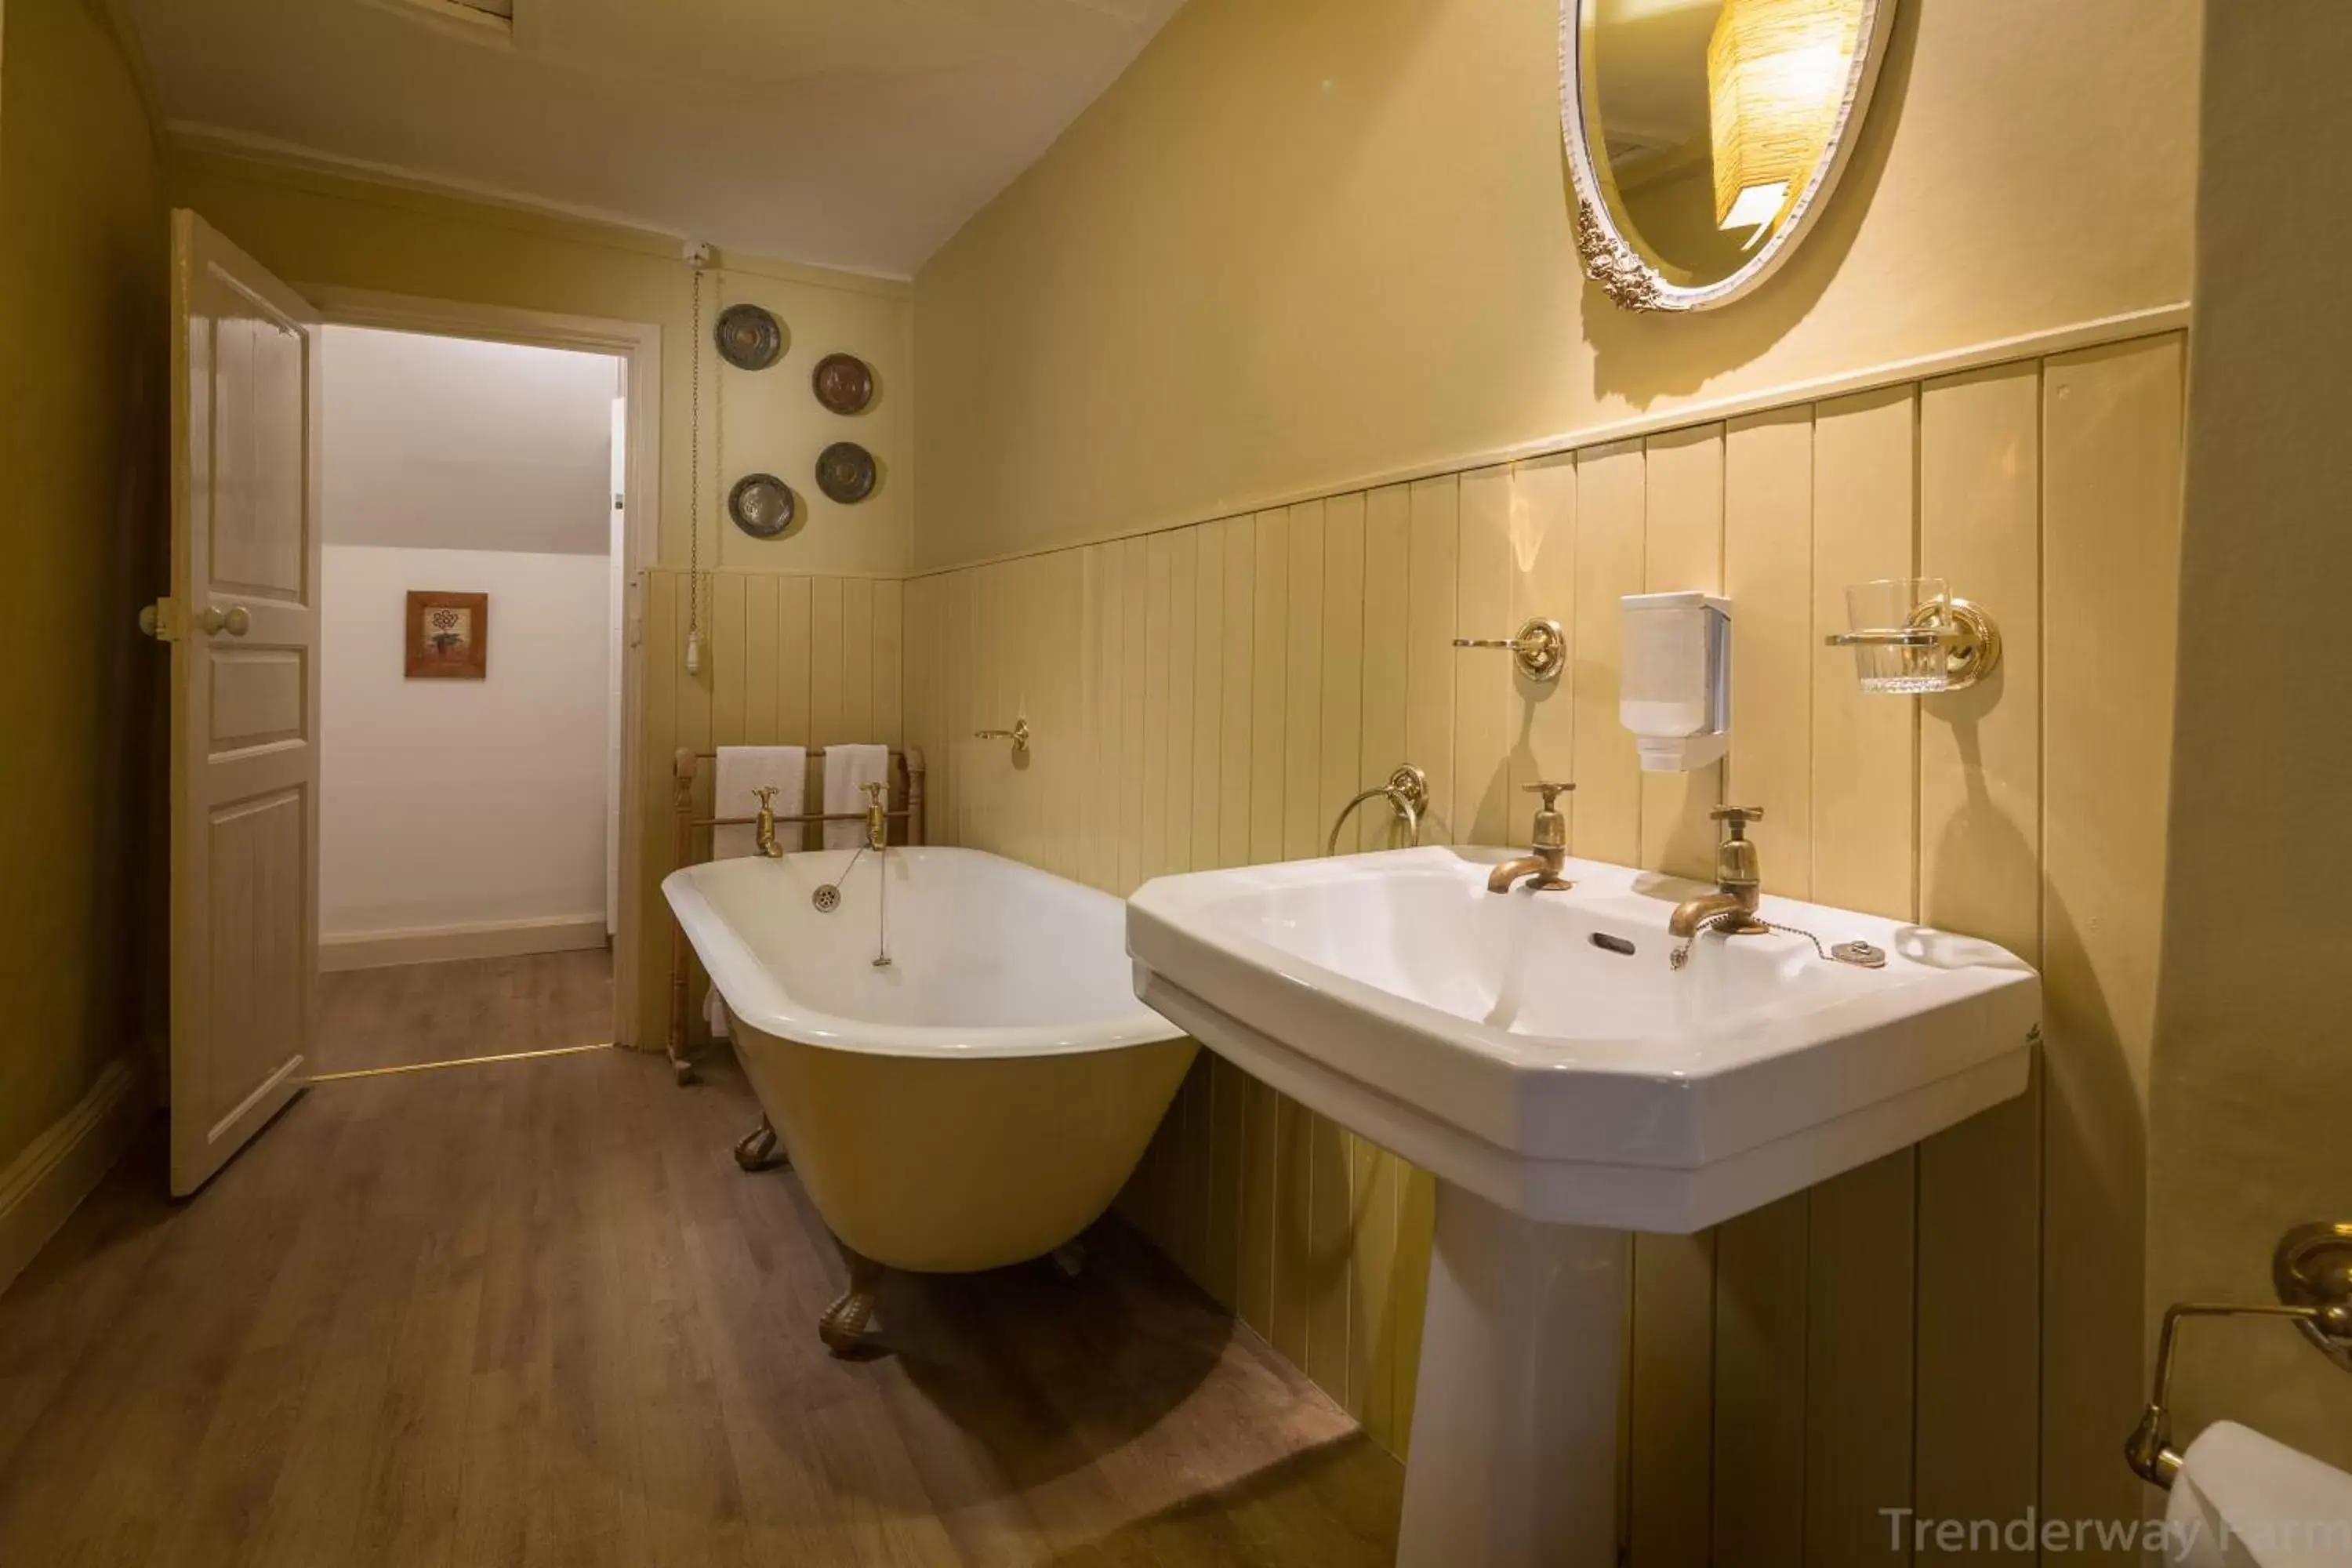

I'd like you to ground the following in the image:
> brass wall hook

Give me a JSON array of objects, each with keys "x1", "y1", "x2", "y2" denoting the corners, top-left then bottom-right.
[
  {"x1": 975, "y1": 716, "x2": 1031, "y2": 754},
  {"x1": 1454, "y1": 617, "x2": 1567, "y2": 684}
]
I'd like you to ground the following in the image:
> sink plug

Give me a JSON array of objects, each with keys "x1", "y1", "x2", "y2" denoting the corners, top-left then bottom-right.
[{"x1": 1671, "y1": 920, "x2": 1889, "y2": 971}]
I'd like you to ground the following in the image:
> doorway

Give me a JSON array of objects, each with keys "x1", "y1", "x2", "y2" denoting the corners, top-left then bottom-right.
[
  {"x1": 313, "y1": 324, "x2": 626, "y2": 1072},
  {"x1": 306, "y1": 315, "x2": 646, "y2": 1074},
  {"x1": 147, "y1": 216, "x2": 664, "y2": 1189}
]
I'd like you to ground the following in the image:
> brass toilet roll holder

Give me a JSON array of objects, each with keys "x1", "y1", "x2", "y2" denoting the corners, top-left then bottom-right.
[{"x1": 2127, "y1": 1221, "x2": 2352, "y2": 1488}]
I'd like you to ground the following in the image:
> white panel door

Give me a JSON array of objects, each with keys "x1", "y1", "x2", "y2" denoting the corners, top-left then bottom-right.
[{"x1": 162, "y1": 210, "x2": 322, "y2": 1196}]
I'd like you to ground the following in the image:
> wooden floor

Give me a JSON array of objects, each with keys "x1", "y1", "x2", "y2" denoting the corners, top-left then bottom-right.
[
  {"x1": 314, "y1": 949, "x2": 615, "y2": 1074},
  {"x1": 0, "y1": 972, "x2": 1401, "y2": 1567}
]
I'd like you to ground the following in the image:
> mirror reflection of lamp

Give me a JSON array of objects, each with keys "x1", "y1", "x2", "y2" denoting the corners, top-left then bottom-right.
[{"x1": 1708, "y1": 0, "x2": 1861, "y2": 248}]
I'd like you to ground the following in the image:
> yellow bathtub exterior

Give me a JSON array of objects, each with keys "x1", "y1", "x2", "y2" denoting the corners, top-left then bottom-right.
[{"x1": 733, "y1": 1022, "x2": 1197, "y2": 1273}]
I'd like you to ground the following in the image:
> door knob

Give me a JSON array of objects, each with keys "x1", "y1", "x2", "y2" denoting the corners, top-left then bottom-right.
[{"x1": 198, "y1": 605, "x2": 251, "y2": 637}]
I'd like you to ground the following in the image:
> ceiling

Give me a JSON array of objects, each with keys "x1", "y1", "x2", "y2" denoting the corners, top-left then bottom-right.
[{"x1": 127, "y1": 0, "x2": 1187, "y2": 278}]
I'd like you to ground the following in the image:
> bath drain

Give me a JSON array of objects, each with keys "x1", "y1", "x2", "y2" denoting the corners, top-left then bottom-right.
[{"x1": 812, "y1": 884, "x2": 840, "y2": 913}]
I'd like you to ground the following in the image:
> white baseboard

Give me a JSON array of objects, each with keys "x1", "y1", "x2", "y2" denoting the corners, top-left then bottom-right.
[
  {"x1": 319, "y1": 914, "x2": 610, "y2": 972},
  {"x1": 0, "y1": 1055, "x2": 147, "y2": 1297}
]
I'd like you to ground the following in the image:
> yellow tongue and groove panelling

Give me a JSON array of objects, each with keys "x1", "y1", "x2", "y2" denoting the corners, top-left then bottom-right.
[
  {"x1": 634, "y1": 571, "x2": 906, "y2": 1054},
  {"x1": 899, "y1": 331, "x2": 2185, "y2": 1568}
]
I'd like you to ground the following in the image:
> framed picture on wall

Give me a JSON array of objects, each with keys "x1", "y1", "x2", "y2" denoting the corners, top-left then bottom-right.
[{"x1": 405, "y1": 590, "x2": 488, "y2": 680}]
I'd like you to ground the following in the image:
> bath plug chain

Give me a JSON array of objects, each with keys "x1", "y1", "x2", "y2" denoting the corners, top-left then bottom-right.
[
  {"x1": 814, "y1": 847, "x2": 867, "y2": 913},
  {"x1": 809, "y1": 845, "x2": 893, "y2": 965}
]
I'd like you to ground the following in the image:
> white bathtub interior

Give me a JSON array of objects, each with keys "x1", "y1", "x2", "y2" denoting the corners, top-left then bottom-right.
[{"x1": 668, "y1": 846, "x2": 1181, "y2": 1052}]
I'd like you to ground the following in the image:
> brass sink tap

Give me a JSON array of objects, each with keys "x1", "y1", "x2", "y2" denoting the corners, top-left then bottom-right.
[
  {"x1": 1668, "y1": 806, "x2": 1772, "y2": 938},
  {"x1": 1487, "y1": 782, "x2": 1577, "y2": 894},
  {"x1": 862, "y1": 781, "x2": 888, "y2": 851},
  {"x1": 753, "y1": 786, "x2": 784, "y2": 858}
]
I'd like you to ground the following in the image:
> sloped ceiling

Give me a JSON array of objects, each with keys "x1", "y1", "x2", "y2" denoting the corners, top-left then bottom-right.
[{"x1": 129, "y1": 0, "x2": 1186, "y2": 277}]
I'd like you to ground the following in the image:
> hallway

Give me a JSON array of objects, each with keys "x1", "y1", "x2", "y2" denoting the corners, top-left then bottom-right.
[{"x1": 314, "y1": 949, "x2": 613, "y2": 1075}]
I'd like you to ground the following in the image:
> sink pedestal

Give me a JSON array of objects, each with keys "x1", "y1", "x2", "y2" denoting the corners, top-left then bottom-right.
[{"x1": 1398, "y1": 1183, "x2": 1626, "y2": 1568}]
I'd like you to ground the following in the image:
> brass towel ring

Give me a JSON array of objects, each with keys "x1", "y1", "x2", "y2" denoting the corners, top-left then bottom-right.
[{"x1": 1326, "y1": 766, "x2": 1431, "y2": 856}]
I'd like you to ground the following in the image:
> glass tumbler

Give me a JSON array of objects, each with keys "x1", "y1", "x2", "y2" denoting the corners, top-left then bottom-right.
[{"x1": 1842, "y1": 578, "x2": 1952, "y2": 695}]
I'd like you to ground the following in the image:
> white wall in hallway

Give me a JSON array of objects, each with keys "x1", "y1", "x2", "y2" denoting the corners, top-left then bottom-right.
[
  {"x1": 321, "y1": 545, "x2": 613, "y2": 943},
  {"x1": 320, "y1": 327, "x2": 619, "y2": 954},
  {"x1": 322, "y1": 327, "x2": 618, "y2": 555}
]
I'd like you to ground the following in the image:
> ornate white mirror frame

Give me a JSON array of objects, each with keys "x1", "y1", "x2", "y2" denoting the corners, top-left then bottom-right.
[{"x1": 1560, "y1": 0, "x2": 1901, "y2": 314}]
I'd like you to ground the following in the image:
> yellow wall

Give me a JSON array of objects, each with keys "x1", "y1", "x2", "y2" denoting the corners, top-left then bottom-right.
[
  {"x1": 903, "y1": 4, "x2": 2218, "y2": 1543},
  {"x1": 0, "y1": 0, "x2": 169, "y2": 1170},
  {"x1": 906, "y1": 332, "x2": 2186, "y2": 1559},
  {"x1": 2147, "y1": 0, "x2": 2352, "y2": 1472},
  {"x1": 909, "y1": 0, "x2": 2198, "y2": 571}
]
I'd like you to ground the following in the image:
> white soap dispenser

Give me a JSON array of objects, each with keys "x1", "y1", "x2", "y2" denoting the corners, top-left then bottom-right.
[{"x1": 1619, "y1": 591, "x2": 1731, "y2": 771}]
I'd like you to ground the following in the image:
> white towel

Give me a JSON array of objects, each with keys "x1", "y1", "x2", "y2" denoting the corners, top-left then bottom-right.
[
  {"x1": 823, "y1": 745, "x2": 891, "y2": 850},
  {"x1": 713, "y1": 745, "x2": 805, "y2": 860},
  {"x1": 706, "y1": 746, "x2": 804, "y2": 1038}
]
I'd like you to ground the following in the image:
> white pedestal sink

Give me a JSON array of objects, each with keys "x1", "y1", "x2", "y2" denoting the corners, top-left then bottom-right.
[{"x1": 1127, "y1": 846, "x2": 2039, "y2": 1567}]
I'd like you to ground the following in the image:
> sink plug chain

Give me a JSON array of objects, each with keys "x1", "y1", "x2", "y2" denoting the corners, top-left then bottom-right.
[{"x1": 1670, "y1": 916, "x2": 1887, "y2": 971}]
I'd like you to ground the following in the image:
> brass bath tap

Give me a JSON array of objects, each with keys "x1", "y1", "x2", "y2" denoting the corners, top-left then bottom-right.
[
  {"x1": 862, "y1": 781, "x2": 887, "y2": 851},
  {"x1": 1487, "y1": 782, "x2": 1576, "y2": 894},
  {"x1": 753, "y1": 786, "x2": 784, "y2": 858},
  {"x1": 1667, "y1": 806, "x2": 1772, "y2": 938}
]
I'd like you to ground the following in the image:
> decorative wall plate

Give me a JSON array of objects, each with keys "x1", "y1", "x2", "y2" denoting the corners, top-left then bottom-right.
[
  {"x1": 815, "y1": 442, "x2": 877, "y2": 505},
  {"x1": 728, "y1": 473, "x2": 797, "y2": 538},
  {"x1": 715, "y1": 303, "x2": 785, "y2": 370},
  {"x1": 811, "y1": 353, "x2": 875, "y2": 414}
]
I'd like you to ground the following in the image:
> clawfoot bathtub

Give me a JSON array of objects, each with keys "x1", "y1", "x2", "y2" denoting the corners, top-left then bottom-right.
[{"x1": 664, "y1": 847, "x2": 1192, "y2": 1352}]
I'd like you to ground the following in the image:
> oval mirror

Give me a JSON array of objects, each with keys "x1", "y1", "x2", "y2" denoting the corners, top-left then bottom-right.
[{"x1": 1563, "y1": 0, "x2": 1898, "y2": 313}]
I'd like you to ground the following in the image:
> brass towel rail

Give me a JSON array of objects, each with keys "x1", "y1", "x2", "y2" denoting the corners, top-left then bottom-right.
[{"x1": 667, "y1": 746, "x2": 927, "y2": 1085}]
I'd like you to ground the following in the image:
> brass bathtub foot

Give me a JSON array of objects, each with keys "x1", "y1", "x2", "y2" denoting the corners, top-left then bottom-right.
[
  {"x1": 1051, "y1": 1240, "x2": 1087, "y2": 1281},
  {"x1": 732, "y1": 1117, "x2": 787, "y2": 1173},
  {"x1": 819, "y1": 1251, "x2": 887, "y2": 1357}
]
